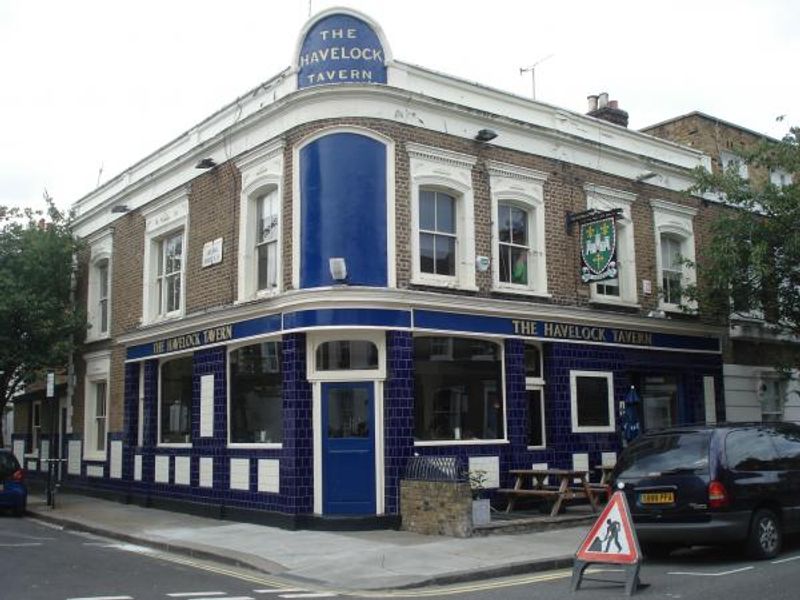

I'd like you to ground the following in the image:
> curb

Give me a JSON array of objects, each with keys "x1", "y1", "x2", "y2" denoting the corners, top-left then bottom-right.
[{"x1": 27, "y1": 507, "x2": 577, "y2": 591}]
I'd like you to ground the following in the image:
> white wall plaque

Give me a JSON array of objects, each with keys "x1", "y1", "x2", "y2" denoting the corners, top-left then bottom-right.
[
  {"x1": 200, "y1": 374, "x2": 214, "y2": 437},
  {"x1": 202, "y1": 237, "x2": 223, "y2": 267}
]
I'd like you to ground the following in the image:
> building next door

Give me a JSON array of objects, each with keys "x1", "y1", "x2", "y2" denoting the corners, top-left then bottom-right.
[{"x1": 321, "y1": 381, "x2": 376, "y2": 515}]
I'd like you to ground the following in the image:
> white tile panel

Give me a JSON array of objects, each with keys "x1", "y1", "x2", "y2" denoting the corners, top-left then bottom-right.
[
  {"x1": 258, "y1": 459, "x2": 280, "y2": 493},
  {"x1": 155, "y1": 455, "x2": 170, "y2": 483},
  {"x1": 110, "y1": 441, "x2": 123, "y2": 479},
  {"x1": 229, "y1": 458, "x2": 250, "y2": 490},
  {"x1": 532, "y1": 462, "x2": 548, "y2": 485},
  {"x1": 86, "y1": 465, "x2": 104, "y2": 478},
  {"x1": 134, "y1": 454, "x2": 143, "y2": 481},
  {"x1": 174, "y1": 456, "x2": 191, "y2": 486},
  {"x1": 13, "y1": 440, "x2": 25, "y2": 465},
  {"x1": 601, "y1": 452, "x2": 617, "y2": 467},
  {"x1": 199, "y1": 457, "x2": 214, "y2": 488},
  {"x1": 200, "y1": 374, "x2": 214, "y2": 438},
  {"x1": 68, "y1": 440, "x2": 81, "y2": 475},
  {"x1": 468, "y1": 456, "x2": 499, "y2": 489},
  {"x1": 39, "y1": 440, "x2": 50, "y2": 471},
  {"x1": 572, "y1": 453, "x2": 589, "y2": 483}
]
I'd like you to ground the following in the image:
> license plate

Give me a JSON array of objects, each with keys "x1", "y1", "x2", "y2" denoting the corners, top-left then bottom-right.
[{"x1": 640, "y1": 491, "x2": 674, "y2": 504}]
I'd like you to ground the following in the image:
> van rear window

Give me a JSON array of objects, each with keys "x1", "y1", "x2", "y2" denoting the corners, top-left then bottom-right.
[{"x1": 616, "y1": 432, "x2": 711, "y2": 478}]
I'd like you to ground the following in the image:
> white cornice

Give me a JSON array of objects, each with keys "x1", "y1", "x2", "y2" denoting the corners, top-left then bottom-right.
[
  {"x1": 584, "y1": 184, "x2": 637, "y2": 206},
  {"x1": 650, "y1": 198, "x2": 699, "y2": 218},
  {"x1": 234, "y1": 138, "x2": 286, "y2": 173},
  {"x1": 405, "y1": 142, "x2": 478, "y2": 169},
  {"x1": 486, "y1": 160, "x2": 548, "y2": 184}
]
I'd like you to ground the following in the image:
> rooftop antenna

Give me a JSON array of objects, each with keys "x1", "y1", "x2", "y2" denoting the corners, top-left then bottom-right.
[
  {"x1": 96, "y1": 162, "x2": 104, "y2": 188},
  {"x1": 520, "y1": 54, "x2": 554, "y2": 100},
  {"x1": 308, "y1": 0, "x2": 312, "y2": 17}
]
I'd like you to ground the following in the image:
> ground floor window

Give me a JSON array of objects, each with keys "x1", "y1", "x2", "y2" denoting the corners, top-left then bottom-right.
[
  {"x1": 31, "y1": 401, "x2": 41, "y2": 454},
  {"x1": 526, "y1": 388, "x2": 545, "y2": 448},
  {"x1": 414, "y1": 336, "x2": 504, "y2": 442},
  {"x1": 160, "y1": 356, "x2": 193, "y2": 444},
  {"x1": 639, "y1": 374, "x2": 679, "y2": 430},
  {"x1": 229, "y1": 341, "x2": 283, "y2": 444},
  {"x1": 570, "y1": 371, "x2": 614, "y2": 433}
]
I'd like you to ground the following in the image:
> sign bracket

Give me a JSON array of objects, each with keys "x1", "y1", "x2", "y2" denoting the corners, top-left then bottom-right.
[{"x1": 565, "y1": 208, "x2": 623, "y2": 235}]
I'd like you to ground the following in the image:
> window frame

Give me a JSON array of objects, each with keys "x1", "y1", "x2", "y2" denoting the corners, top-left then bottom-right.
[
  {"x1": 227, "y1": 337, "x2": 284, "y2": 449},
  {"x1": 651, "y1": 199, "x2": 698, "y2": 313},
  {"x1": 489, "y1": 161, "x2": 549, "y2": 296},
  {"x1": 585, "y1": 184, "x2": 638, "y2": 306},
  {"x1": 86, "y1": 229, "x2": 113, "y2": 342},
  {"x1": 307, "y1": 330, "x2": 387, "y2": 382},
  {"x1": 157, "y1": 353, "x2": 193, "y2": 448},
  {"x1": 570, "y1": 370, "x2": 615, "y2": 433},
  {"x1": 31, "y1": 400, "x2": 42, "y2": 456},
  {"x1": 418, "y1": 189, "x2": 458, "y2": 278},
  {"x1": 408, "y1": 143, "x2": 477, "y2": 291},
  {"x1": 156, "y1": 231, "x2": 184, "y2": 317},
  {"x1": 83, "y1": 350, "x2": 111, "y2": 460},
  {"x1": 719, "y1": 150, "x2": 749, "y2": 179}
]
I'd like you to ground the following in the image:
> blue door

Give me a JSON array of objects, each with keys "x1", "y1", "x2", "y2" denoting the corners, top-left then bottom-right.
[{"x1": 322, "y1": 382, "x2": 376, "y2": 515}]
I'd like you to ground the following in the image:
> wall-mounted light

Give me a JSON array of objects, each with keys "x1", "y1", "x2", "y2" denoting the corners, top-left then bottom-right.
[
  {"x1": 329, "y1": 257, "x2": 348, "y2": 283},
  {"x1": 195, "y1": 158, "x2": 217, "y2": 169},
  {"x1": 475, "y1": 256, "x2": 491, "y2": 272},
  {"x1": 636, "y1": 171, "x2": 658, "y2": 182},
  {"x1": 475, "y1": 129, "x2": 498, "y2": 142},
  {"x1": 111, "y1": 205, "x2": 130, "y2": 213}
]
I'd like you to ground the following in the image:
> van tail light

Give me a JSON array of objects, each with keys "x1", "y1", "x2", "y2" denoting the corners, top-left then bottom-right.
[
  {"x1": 708, "y1": 480, "x2": 729, "y2": 509},
  {"x1": 11, "y1": 469, "x2": 25, "y2": 482}
]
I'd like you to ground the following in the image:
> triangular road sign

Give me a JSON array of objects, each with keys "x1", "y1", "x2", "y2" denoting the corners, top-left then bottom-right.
[{"x1": 576, "y1": 491, "x2": 640, "y2": 565}]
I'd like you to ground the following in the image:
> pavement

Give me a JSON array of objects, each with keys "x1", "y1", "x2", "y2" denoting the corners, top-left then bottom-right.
[{"x1": 26, "y1": 492, "x2": 589, "y2": 592}]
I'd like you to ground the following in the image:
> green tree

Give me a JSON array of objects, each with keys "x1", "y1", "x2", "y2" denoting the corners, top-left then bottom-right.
[
  {"x1": 0, "y1": 199, "x2": 84, "y2": 447},
  {"x1": 689, "y1": 126, "x2": 800, "y2": 353}
]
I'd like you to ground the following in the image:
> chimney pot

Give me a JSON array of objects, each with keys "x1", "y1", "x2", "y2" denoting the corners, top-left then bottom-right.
[
  {"x1": 598, "y1": 92, "x2": 609, "y2": 108},
  {"x1": 587, "y1": 94, "x2": 599, "y2": 112},
  {"x1": 608, "y1": 100, "x2": 618, "y2": 109}
]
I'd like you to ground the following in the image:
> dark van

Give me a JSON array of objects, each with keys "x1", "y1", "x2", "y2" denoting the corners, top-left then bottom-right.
[{"x1": 612, "y1": 422, "x2": 800, "y2": 559}]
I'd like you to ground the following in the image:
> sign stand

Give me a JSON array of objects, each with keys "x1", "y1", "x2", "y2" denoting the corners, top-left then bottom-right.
[{"x1": 571, "y1": 491, "x2": 642, "y2": 596}]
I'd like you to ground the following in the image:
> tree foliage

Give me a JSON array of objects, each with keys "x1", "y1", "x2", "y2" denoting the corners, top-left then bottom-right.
[
  {"x1": 0, "y1": 199, "x2": 85, "y2": 447},
  {"x1": 689, "y1": 126, "x2": 800, "y2": 347}
]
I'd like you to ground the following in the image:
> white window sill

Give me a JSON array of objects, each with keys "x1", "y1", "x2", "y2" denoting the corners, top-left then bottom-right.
[
  {"x1": 414, "y1": 439, "x2": 510, "y2": 447},
  {"x1": 144, "y1": 310, "x2": 185, "y2": 326},
  {"x1": 590, "y1": 296, "x2": 640, "y2": 309},
  {"x1": 527, "y1": 445, "x2": 547, "y2": 451},
  {"x1": 659, "y1": 302, "x2": 696, "y2": 315},
  {"x1": 492, "y1": 285, "x2": 551, "y2": 298},
  {"x1": 86, "y1": 331, "x2": 112, "y2": 343},
  {"x1": 157, "y1": 443, "x2": 192, "y2": 449},
  {"x1": 410, "y1": 276, "x2": 478, "y2": 292},
  {"x1": 82, "y1": 452, "x2": 107, "y2": 462},
  {"x1": 228, "y1": 442, "x2": 283, "y2": 450},
  {"x1": 571, "y1": 426, "x2": 615, "y2": 434}
]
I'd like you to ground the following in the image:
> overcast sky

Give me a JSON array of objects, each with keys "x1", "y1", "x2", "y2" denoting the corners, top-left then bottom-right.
[{"x1": 1, "y1": 0, "x2": 797, "y2": 213}]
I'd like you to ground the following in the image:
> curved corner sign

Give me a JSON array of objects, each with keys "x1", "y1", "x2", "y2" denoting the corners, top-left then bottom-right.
[{"x1": 298, "y1": 13, "x2": 387, "y2": 89}]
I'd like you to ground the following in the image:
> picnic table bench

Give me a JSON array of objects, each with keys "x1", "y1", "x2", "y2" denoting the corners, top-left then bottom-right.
[{"x1": 498, "y1": 468, "x2": 601, "y2": 517}]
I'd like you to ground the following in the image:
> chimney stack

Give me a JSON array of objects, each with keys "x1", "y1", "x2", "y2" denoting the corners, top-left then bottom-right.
[{"x1": 586, "y1": 92, "x2": 629, "y2": 127}]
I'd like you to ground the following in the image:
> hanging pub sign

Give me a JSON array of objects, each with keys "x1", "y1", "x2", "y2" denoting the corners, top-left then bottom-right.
[{"x1": 580, "y1": 216, "x2": 618, "y2": 283}]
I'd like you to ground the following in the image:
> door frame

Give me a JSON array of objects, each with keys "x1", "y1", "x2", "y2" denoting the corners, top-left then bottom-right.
[{"x1": 307, "y1": 330, "x2": 387, "y2": 516}]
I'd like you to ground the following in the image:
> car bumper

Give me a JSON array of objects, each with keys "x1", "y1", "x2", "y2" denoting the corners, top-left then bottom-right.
[
  {"x1": 633, "y1": 511, "x2": 752, "y2": 544},
  {"x1": 0, "y1": 485, "x2": 27, "y2": 508}
]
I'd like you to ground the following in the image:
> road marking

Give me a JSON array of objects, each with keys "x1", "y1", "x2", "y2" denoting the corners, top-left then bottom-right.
[
  {"x1": 167, "y1": 593, "x2": 227, "y2": 598},
  {"x1": 0, "y1": 542, "x2": 43, "y2": 547},
  {"x1": 280, "y1": 594, "x2": 336, "y2": 599},
  {"x1": 254, "y1": 591, "x2": 309, "y2": 595},
  {"x1": 66, "y1": 596, "x2": 134, "y2": 600},
  {"x1": 772, "y1": 554, "x2": 800, "y2": 564},
  {"x1": 667, "y1": 566, "x2": 755, "y2": 577}
]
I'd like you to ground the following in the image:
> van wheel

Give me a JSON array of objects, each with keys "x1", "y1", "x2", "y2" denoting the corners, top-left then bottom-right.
[{"x1": 747, "y1": 509, "x2": 781, "y2": 559}]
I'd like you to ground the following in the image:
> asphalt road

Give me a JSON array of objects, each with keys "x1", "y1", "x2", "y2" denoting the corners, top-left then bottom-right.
[{"x1": 3, "y1": 515, "x2": 800, "y2": 600}]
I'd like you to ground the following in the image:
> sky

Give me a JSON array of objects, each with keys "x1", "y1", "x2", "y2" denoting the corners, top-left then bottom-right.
[{"x1": 1, "y1": 0, "x2": 797, "y2": 213}]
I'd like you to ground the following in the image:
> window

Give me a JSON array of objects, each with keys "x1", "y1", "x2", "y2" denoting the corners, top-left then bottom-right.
[
  {"x1": 157, "y1": 232, "x2": 183, "y2": 315},
  {"x1": 414, "y1": 337, "x2": 504, "y2": 442},
  {"x1": 408, "y1": 143, "x2": 476, "y2": 290},
  {"x1": 229, "y1": 342, "x2": 283, "y2": 444},
  {"x1": 527, "y1": 389, "x2": 545, "y2": 448},
  {"x1": 759, "y1": 376, "x2": 787, "y2": 422},
  {"x1": 256, "y1": 190, "x2": 280, "y2": 291},
  {"x1": 142, "y1": 189, "x2": 188, "y2": 323},
  {"x1": 489, "y1": 161, "x2": 548, "y2": 294},
  {"x1": 236, "y1": 140, "x2": 284, "y2": 301},
  {"x1": 97, "y1": 260, "x2": 109, "y2": 334},
  {"x1": 159, "y1": 356, "x2": 193, "y2": 445},
  {"x1": 137, "y1": 367, "x2": 145, "y2": 447},
  {"x1": 419, "y1": 190, "x2": 457, "y2": 276},
  {"x1": 585, "y1": 185, "x2": 637, "y2": 305},
  {"x1": 83, "y1": 351, "x2": 111, "y2": 459},
  {"x1": 651, "y1": 200, "x2": 698, "y2": 311},
  {"x1": 31, "y1": 401, "x2": 41, "y2": 455},
  {"x1": 770, "y1": 168, "x2": 792, "y2": 188},
  {"x1": 660, "y1": 235, "x2": 683, "y2": 305},
  {"x1": 725, "y1": 429, "x2": 777, "y2": 471},
  {"x1": 316, "y1": 340, "x2": 378, "y2": 371},
  {"x1": 570, "y1": 371, "x2": 615, "y2": 433},
  {"x1": 86, "y1": 230, "x2": 113, "y2": 341},
  {"x1": 720, "y1": 150, "x2": 748, "y2": 179},
  {"x1": 93, "y1": 382, "x2": 107, "y2": 453},
  {"x1": 640, "y1": 375, "x2": 679, "y2": 430}
]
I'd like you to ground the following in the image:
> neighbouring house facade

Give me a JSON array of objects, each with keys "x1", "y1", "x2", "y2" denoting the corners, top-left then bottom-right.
[
  {"x1": 643, "y1": 112, "x2": 800, "y2": 424},
  {"x1": 13, "y1": 9, "x2": 727, "y2": 526}
]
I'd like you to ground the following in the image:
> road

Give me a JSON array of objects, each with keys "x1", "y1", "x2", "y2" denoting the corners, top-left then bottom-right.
[{"x1": 3, "y1": 516, "x2": 800, "y2": 600}]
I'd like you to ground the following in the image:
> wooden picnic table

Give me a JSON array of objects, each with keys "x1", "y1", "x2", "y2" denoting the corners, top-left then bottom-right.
[{"x1": 498, "y1": 468, "x2": 600, "y2": 517}]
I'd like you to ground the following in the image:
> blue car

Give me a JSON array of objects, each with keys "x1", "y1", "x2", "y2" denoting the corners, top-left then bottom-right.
[{"x1": 0, "y1": 449, "x2": 26, "y2": 516}]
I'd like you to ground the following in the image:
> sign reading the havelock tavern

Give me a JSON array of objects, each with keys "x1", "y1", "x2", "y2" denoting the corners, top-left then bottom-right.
[
  {"x1": 298, "y1": 13, "x2": 387, "y2": 89},
  {"x1": 580, "y1": 216, "x2": 617, "y2": 283}
]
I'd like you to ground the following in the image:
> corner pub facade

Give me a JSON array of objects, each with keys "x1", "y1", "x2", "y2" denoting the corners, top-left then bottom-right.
[{"x1": 13, "y1": 9, "x2": 725, "y2": 526}]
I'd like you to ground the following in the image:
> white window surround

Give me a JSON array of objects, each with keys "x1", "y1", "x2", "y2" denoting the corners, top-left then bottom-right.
[
  {"x1": 83, "y1": 350, "x2": 111, "y2": 460},
  {"x1": 306, "y1": 330, "x2": 387, "y2": 382},
  {"x1": 157, "y1": 353, "x2": 193, "y2": 448},
  {"x1": 720, "y1": 150, "x2": 748, "y2": 179},
  {"x1": 651, "y1": 199, "x2": 698, "y2": 312},
  {"x1": 226, "y1": 335, "x2": 284, "y2": 449},
  {"x1": 570, "y1": 370, "x2": 615, "y2": 433},
  {"x1": 770, "y1": 168, "x2": 792, "y2": 188},
  {"x1": 141, "y1": 188, "x2": 189, "y2": 324},
  {"x1": 236, "y1": 140, "x2": 285, "y2": 302},
  {"x1": 408, "y1": 143, "x2": 477, "y2": 291},
  {"x1": 86, "y1": 229, "x2": 113, "y2": 342},
  {"x1": 291, "y1": 126, "x2": 397, "y2": 290},
  {"x1": 488, "y1": 161, "x2": 549, "y2": 296},
  {"x1": 584, "y1": 184, "x2": 638, "y2": 306}
]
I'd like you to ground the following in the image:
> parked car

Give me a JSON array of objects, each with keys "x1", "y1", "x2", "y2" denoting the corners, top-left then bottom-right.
[
  {"x1": 611, "y1": 422, "x2": 800, "y2": 559},
  {"x1": 0, "y1": 449, "x2": 26, "y2": 516}
]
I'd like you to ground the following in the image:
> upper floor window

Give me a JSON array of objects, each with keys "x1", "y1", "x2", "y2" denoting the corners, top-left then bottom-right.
[
  {"x1": 651, "y1": 199, "x2": 698, "y2": 312},
  {"x1": 236, "y1": 140, "x2": 285, "y2": 302},
  {"x1": 86, "y1": 230, "x2": 113, "y2": 341},
  {"x1": 720, "y1": 150, "x2": 748, "y2": 179},
  {"x1": 257, "y1": 190, "x2": 280, "y2": 291},
  {"x1": 770, "y1": 168, "x2": 792, "y2": 188},
  {"x1": 157, "y1": 231, "x2": 183, "y2": 316},
  {"x1": 408, "y1": 143, "x2": 476, "y2": 290},
  {"x1": 585, "y1": 185, "x2": 637, "y2": 305},
  {"x1": 489, "y1": 161, "x2": 548, "y2": 295},
  {"x1": 97, "y1": 260, "x2": 109, "y2": 334},
  {"x1": 419, "y1": 190, "x2": 456, "y2": 277},
  {"x1": 142, "y1": 189, "x2": 188, "y2": 323}
]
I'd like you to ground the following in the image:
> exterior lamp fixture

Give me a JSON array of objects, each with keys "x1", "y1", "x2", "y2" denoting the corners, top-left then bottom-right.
[
  {"x1": 195, "y1": 157, "x2": 217, "y2": 169},
  {"x1": 475, "y1": 129, "x2": 498, "y2": 142},
  {"x1": 636, "y1": 171, "x2": 658, "y2": 182},
  {"x1": 329, "y1": 257, "x2": 348, "y2": 283},
  {"x1": 110, "y1": 205, "x2": 130, "y2": 213}
]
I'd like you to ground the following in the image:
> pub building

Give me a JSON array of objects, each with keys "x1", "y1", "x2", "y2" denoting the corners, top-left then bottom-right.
[{"x1": 12, "y1": 8, "x2": 723, "y2": 526}]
